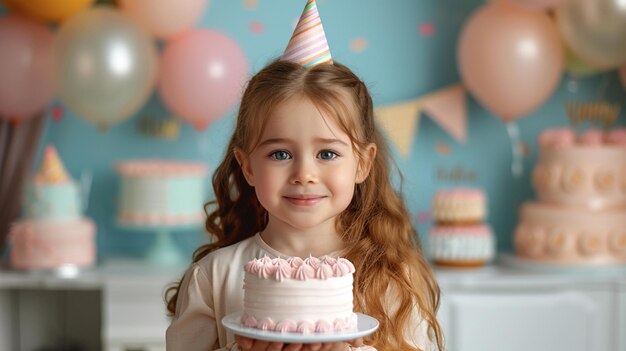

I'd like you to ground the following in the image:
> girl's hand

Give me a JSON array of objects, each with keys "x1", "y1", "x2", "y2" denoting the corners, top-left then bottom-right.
[{"x1": 235, "y1": 335, "x2": 364, "y2": 351}]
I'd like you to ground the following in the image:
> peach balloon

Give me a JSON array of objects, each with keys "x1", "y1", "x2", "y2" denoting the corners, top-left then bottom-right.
[
  {"x1": 458, "y1": 1, "x2": 564, "y2": 123},
  {"x1": 119, "y1": 0, "x2": 208, "y2": 40}
]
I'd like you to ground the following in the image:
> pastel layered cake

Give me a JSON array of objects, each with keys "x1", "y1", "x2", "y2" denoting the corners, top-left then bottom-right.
[
  {"x1": 429, "y1": 188, "x2": 496, "y2": 268},
  {"x1": 9, "y1": 146, "x2": 96, "y2": 270},
  {"x1": 241, "y1": 256, "x2": 357, "y2": 333},
  {"x1": 514, "y1": 128, "x2": 626, "y2": 265},
  {"x1": 115, "y1": 160, "x2": 208, "y2": 227}
]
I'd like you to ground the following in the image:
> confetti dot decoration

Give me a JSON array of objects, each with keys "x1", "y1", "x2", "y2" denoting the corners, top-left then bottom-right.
[
  {"x1": 349, "y1": 37, "x2": 368, "y2": 53},
  {"x1": 243, "y1": 0, "x2": 258, "y2": 10},
  {"x1": 249, "y1": 21, "x2": 264, "y2": 34},
  {"x1": 436, "y1": 142, "x2": 450, "y2": 155},
  {"x1": 419, "y1": 22, "x2": 435, "y2": 37}
]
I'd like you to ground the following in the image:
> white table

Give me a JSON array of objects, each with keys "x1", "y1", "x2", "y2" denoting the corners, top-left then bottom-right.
[{"x1": 1, "y1": 256, "x2": 625, "y2": 351}]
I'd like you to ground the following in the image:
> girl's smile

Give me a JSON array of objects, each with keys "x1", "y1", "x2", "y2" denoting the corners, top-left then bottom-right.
[{"x1": 283, "y1": 194, "x2": 327, "y2": 206}]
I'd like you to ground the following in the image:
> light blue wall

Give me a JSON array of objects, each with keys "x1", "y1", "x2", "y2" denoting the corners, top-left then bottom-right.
[{"x1": 3, "y1": 0, "x2": 625, "y2": 261}]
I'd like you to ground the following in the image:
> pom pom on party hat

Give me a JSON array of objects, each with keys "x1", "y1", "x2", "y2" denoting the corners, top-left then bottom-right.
[
  {"x1": 281, "y1": 0, "x2": 333, "y2": 67},
  {"x1": 35, "y1": 145, "x2": 70, "y2": 184}
]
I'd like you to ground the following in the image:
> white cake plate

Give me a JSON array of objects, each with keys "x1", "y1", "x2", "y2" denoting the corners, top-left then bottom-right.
[{"x1": 222, "y1": 312, "x2": 379, "y2": 343}]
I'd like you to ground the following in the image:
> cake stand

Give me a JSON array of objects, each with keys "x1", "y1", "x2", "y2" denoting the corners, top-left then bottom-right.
[{"x1": 117, "y1": 222, "x2": 201, "y2": 266}]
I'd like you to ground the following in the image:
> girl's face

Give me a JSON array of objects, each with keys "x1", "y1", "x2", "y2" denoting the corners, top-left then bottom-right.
[{"x1": 237, "y1": 95, "x2": 372, "y2": 234}]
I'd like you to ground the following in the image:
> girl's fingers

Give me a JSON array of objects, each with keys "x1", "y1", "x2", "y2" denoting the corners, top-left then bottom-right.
[
  {"x1": 347, "y1": 338, "x2": 364, "y2": 346},
  {"x1": 284, "y1": 343, "x2": 303, "y2": 351},
  {"x1": 235, "y1": 335, "x2": 253, "y2": 350}
]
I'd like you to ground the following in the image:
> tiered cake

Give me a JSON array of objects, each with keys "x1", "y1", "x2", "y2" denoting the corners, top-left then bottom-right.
[
  {"x1": 240, "y1": 256, "x2": 357, "y2": 333},
  {"x1": 514, "y1": 128, "x2": 626, "y2": 265},
  {"x1": 115, "y1": 160, "x2": 208, "y2": 227},
  {"x1": 428, "y1": 188, "x2": 496, "y2": 268},
  {"x1": 8, "y1": 146, "x2": 96, "y2": 270}
]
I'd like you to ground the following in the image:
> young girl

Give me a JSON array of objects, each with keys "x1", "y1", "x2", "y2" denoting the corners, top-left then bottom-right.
[{"x1": 165, "y1": 58, "x2": 444, "y2": 351}]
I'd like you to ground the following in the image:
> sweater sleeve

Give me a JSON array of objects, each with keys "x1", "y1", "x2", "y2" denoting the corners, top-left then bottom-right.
[{"x1": 166, "y1": 263, "x2": 228, "y2": 350}]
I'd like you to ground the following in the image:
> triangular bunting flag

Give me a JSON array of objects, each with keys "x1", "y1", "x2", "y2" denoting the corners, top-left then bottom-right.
[
  {"x1": 375, "y1": 100, "x2": 421, "y2": 157},
  {"x1": 422, "y1": 84, "x2": 467, "y2": 144}
]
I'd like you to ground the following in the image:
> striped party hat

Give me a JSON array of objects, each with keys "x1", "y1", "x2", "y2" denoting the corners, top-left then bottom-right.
[{"x1": 281, "y1": 0, "x2": 333, "y2": 67}]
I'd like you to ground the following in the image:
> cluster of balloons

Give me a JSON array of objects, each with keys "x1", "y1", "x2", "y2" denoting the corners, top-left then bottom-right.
[
  {"x1": 0, "y1": 0, "x2": 248, "y2": 130},
  {"x1": 458, "y1": 0, "x2": 626, "y2": 125}
]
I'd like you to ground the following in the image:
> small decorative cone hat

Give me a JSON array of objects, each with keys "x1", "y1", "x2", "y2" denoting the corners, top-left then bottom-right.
[
  {"x1": 36, "y1": 145, "x2": 70, "y2": 184},
  {"x1": 281, "y1": 0, "x2": 333, "y2": 67}
]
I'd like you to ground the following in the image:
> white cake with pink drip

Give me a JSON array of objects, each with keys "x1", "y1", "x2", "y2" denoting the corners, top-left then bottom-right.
[
  {"x1": 240, "y1": 256, "x2": 357, "y2": 333},
  {"x1": 8, "y1": 146, "x2": 96, "y2": 270}
]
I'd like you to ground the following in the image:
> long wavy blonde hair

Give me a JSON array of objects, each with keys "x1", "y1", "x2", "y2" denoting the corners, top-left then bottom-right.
[{"x1": 166, "y1": 59, "x2": 443, "y2": 350}]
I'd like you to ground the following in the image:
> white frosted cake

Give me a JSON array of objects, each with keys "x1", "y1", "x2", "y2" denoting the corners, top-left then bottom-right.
[
  {"x1": 241, "y1": 256, "x2": 357, "y2": 333},
  {"x1": 9, "y1": 145, "x2": 96, "y2": 270},
  {"x1": 514, "y1": 128, "x2": 626, "y2": 265},
  {"x1": 115, "y1": 160, "x2": 208, "y2": 227}
]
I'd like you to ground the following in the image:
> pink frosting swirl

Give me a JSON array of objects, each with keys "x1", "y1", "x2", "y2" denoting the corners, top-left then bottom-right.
[
  {"x1": 336, "y1": 258, "x2": 356, "y2": 274},
  {"x1": 315, "y1": 263, "x2": 333, "y2": 279},
  {"x1": 579, "y1": 128, "x2": 605, "y2": 146},
  {"x1": 275, "y1": 320, "x2": 297, "y2": 333},
  {"x1": 296, "y1": 321, "x2": 315, "y2": 334},
  {"x1": 274, "y1": 260, "x2": 293, "y2": 282},
  {"x1": 257, "y1": 317, "x2": 276, "y2": 331},
  {"x1": 303, "y1": 255, "x2": 321, "y2": 269},
  {"x1": 541, "y1": 128, "x2": 576, "y2": 148},
  {"x1": 258, "y1": 262, "x2": 277, "y2": 279},
  {"x1": 315, "y1": 320, "x2": 332, "y2": 333},
  {"x1": 333, "y1": 317, "x2": 346, "y2": 331},
  {"x1": 294, "y1": 263, "x2": 315, "y2": 280},
  {"x1": 322, "y1": 256, "x2": 337, "y2": 265},
  {"x1": 606, "y1": 128, "x2": 626, "y2": 146},
  {"x1": 287, "y1": 256, "x2": 304, "y2": 268},
  {"x1": 244, "y1": 260, "x2": 263, "y2": 275},
  {"x1": 244, "y1": 256, "x2": 355, "y2": 280},
  {"x1": 241, "y1": 314, "x2": 258, "y2": 328}
]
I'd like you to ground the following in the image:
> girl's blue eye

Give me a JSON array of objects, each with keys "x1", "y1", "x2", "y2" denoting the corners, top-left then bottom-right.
[
  {"x1": 319, "y1": 150, "x2": 338, "y2": 160},
  {"x1": 270, "y1": 150, "x2": 291, "y2": 160}
]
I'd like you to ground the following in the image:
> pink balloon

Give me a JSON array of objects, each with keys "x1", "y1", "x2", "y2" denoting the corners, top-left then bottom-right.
[
  {"x1": 119, "y1": 0, "x2": 208, "y2": 40},
  {"x1": 507, "y1": 0, "x2": 562, "y2": 10},
  {"x1": 0, "y1": 15, "x2": 55, "y2": 121},
  {"x1": 158, "y1": 30, "x2": 248, "y2": 130},
  {"x1": 458, "y1": 2, "x2": 564, "y2": 123}
]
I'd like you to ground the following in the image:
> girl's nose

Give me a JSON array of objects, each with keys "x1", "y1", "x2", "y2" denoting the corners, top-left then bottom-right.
[{"x1": 290, "y1": 159, "x2": 319, "y2": 185}]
